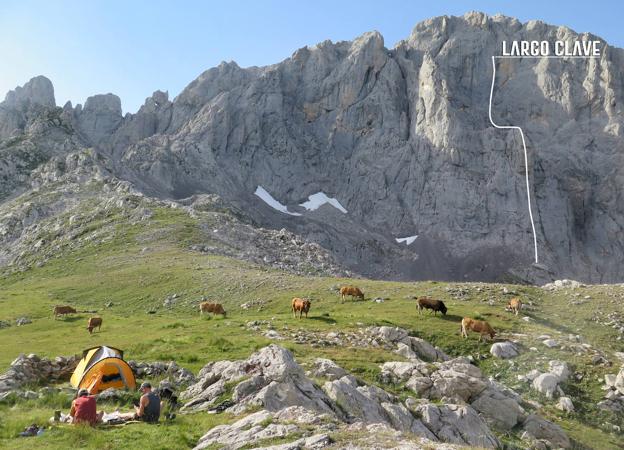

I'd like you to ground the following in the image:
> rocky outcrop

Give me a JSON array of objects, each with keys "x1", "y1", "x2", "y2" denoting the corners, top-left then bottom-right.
[
  {"x1": 598, "y1": 365, "x2": 624, "y2": 412},
  {"x1": 193, "y1": 406, "x2": 464, "y2": 450},
  {"x1": 380, "y1": 355, "x2": 533, "y2": 434},
  {"x1": 181, "y1": 345, "x2": 338, "y2": 416},
  {"x1": 127, "y1": 360, "x2": 195, "y2": 386},
  {"x1": 0, "y1": 353, "x2": 78, "y2": 394},
  {"x1": 412, "y1": 402, "x2": 500, "y2": 448},
  {"x1": 182, "y1": 344, "x2": 570, "y2": 449},
  {"x1": 372, "y1": 326, "x2": 449, "y2": 362}
]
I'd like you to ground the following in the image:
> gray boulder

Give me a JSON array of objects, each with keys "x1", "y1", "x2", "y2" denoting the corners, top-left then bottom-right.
[
  {"x1": 323, "y1": 375, "x2": 393, "y2": 424},
  {"x1": 542, "y1": 339, "x2": 558, "y2": 348},
  {"x1": 557, "y1": 396, "x2": 574, "y2": 413},
  {"x1": 429, "y1": 359, "x2": 488, "y2": 402},
  {"x1": 310, "y1": 358, "x2": 348, "y2": 381},
  {"x1": 379, "y1": 361, "x2": 424, "y2": 384},
  {"x1": 15, "y1": 317, "x2": 31, "y2": 326},
  {"x1": 532, "y1": 373, "x2": 559, "y2": 398},
  {"x1": 490, "y1": 341, "x2": 519, "y2": 359},
  {"x1": 548, "y1": 360, "x2": 570, "y2": 383},
  {"x1": 522, "y1": 414, "x2": 571, "y2": 449},
  {"x1": 415, "y1": 403, "x2": 500, "y2": 448},
  {"x1": 181, "y1": 360, "x2": 247, "y2": 402},
  {"x1": 405, "y1": 336, "x2": 449, "y2": 362},
  {"x1": 376, "y1": 326, "x2": 409, "y2": 343},
  {"x1": 614, "y1": 366, "x2": 624, "y2": 395},
  {"x1": 471, "y1": 387, "x2": 526, "y2": 431}
]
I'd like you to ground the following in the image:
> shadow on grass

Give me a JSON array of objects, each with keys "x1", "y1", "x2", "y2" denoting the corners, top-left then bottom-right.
[
  {"x1": 438, "y1": 314, "x2": 463, "y2": 323},
  {"x1": 56, "y1": 316, "x2": 83, "y2": 323},
  {"x1": 522, "y1": 313, "x2": 578, "y2": 335},
  {"x1": 308, "y1": 316, "x2": 336, "y2": 324}
]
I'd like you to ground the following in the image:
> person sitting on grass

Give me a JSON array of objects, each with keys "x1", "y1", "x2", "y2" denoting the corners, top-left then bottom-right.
[
  {"x1": 120, "y1": 382, "x2": 161, "y2": 423},
  {"x1": 70, "y1": 389, "x2": 103, "y2": 425}
]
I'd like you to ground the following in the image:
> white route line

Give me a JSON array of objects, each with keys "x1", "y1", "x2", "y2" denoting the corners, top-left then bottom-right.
[{"x1": 488, "y1": 54, "x2": 599, "y2": 265}]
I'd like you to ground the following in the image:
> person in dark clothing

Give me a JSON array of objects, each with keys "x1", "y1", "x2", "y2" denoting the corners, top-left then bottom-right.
[
  {"x1": 157, "y1": 385, "x2": 178, "y2": 420},
  {"x1": 70, "y1": 389, "x2": 103, "y2": 425},
  {"x1": 120, "y1": 382, "x2": 161, "y2": 422}
]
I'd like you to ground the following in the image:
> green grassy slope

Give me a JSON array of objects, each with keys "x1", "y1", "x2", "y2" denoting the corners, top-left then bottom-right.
[{"x1": 1, "y1": 207, "x2": 623, "y2": 449}]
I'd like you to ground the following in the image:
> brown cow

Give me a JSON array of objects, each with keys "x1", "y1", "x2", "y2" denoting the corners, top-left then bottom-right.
[
  {"x1": 87, "y1": 317, "x2": 102, "y2": 334},
  {"x1": 53, "y1": 305, "x2": 77, "y2": 319},
  {"x1": 507, "y1": 298, "x2": 522, "y2": 316},
  {"x1": 339, "y1": 286, "x2": 364, "y2": 302},
  {"x1": 199, "y1": 302, "x2": 227, "y2": 317},
  {"x1": 292, "y1": 298, "x2": 311, "y2": 319},
  {"x1": 461, "y1": 317, "x2": 496, "y2": 342},
  {"x1": 417, "y1": 297, "x2": 448, "y2": 315}
]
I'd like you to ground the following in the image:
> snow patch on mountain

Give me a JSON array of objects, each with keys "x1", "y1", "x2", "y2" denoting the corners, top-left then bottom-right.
[
  {"x1": 299, "y1": 192, "x2": 347, "y2": 213},
  {"x1": 254, "y1": 186, "x2": 301, "y2": 216},
  {"x1": 396, "y1": 235, "x2": 418, "y2": 245}
]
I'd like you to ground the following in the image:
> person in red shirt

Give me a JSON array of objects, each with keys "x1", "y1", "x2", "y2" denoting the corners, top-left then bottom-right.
[{"x1": 70, "y1": 389, "x2": 103, "y2": 425}]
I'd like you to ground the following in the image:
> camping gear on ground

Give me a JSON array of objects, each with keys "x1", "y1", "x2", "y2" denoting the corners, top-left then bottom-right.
[
  {"x1": 19, "y1": 424, "x2": 43, "y2": 437},
  {"x1": 208, "y1": 399, "x2": 235, "y2": 413},
  {"x1": 70, "y1": 346, "x2": 136, "y2": 394},
  {"x1": 49, "y1": 412, "x2": 71, "y2": 424},
  {"x1": 101, "y1": 412, "x2": 126, "y2": 425}
]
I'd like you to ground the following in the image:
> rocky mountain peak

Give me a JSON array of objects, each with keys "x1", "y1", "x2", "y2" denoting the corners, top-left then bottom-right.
[
  {"x1": 82, "y1": 93, "x2": 122, "y2": 116},
  {"x1": 2, "y1": 75, "x2": 55, "y2": 109},
  {"x1": 75, "y1": 93, "x2": 123, "y2": 145}
]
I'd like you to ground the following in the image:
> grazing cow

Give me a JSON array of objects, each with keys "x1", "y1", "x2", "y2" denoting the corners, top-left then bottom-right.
[
  {"x1": 339, "y1": 286, "x2": 364, "y2": 302},
  {"x1": 53, "y1": 305, "x2": 77, "y2": 319},
  {"x1": 292, "y1": 298, "x2": 311, "y2": 319},
  {"x1": 199, "y1": 302, "x2": 227, "y2": 317},
  {"x1": 417, "y1": 297, "x2": 448, "y2": 316},
  {"x1": 87, "y1": 317, "x2": 103, "y2": 334},
  {"x1": 461, "y1": 317, "x2": 496, "y2": 342},
  {"x1": 507, "y1": 298, "x2": 522, "y2": 316}
]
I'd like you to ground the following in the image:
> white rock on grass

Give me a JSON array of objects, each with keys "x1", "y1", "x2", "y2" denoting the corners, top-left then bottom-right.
[
  {"x1": 395, "y1": 342, "x2": 420, "y2": 361},
  {"x1": 490, "y1": 341, "x2": 519, "y2": 359},
  {"x1": 614, "y1": 366, "x2": 624, "y2": 395},
  {"x1": 548, "y1": 360, "x2": 570, "y2": 383},
  {"x1": 525, "y1": 370, "x2": 541, "y2": 382},
  {"x1": 604, "y1": 374, "x2": 616, "y2": 388},
  {"x1": 557, "y1": 396, "x2": 574, "y2": 413},
  {"x1": 542, "y1": 339, "x2": 558, "y2": 348},
  {"x1": 532, "y1": 373, "x2": 559, "y2": 398}
]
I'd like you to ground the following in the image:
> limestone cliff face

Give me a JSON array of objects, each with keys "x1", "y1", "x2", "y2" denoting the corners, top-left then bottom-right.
[{"x1": 1, "y1": 12, "x2": 623, "y2": 282}]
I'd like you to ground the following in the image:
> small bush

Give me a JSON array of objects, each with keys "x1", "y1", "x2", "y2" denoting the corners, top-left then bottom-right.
[
  {"x1": 162, "y1": 322, "x2": 188, "y2": 329},
  {"x1": 208, "y1": 337, "x2": 233, "y2": 353}
]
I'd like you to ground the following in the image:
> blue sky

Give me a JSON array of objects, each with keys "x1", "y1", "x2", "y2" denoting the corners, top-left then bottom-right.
[{"x1": 2, "y1": 0, "x2": 622, "y2": 113}]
